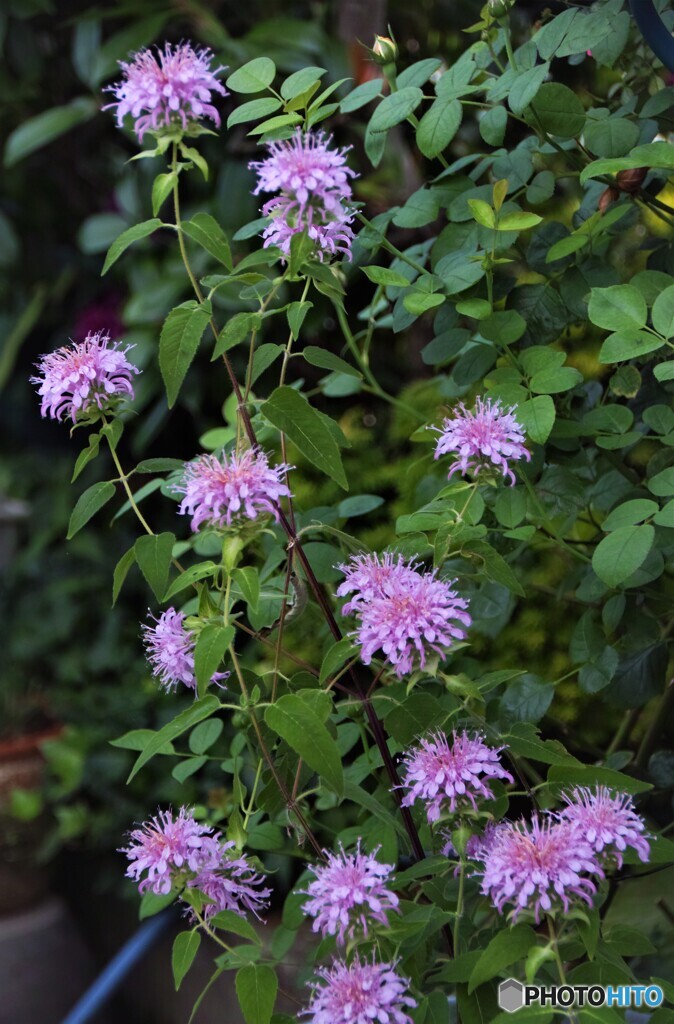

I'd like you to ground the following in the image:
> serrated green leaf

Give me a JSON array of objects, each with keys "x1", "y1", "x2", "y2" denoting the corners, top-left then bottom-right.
[
  {"x1": 182, "y1": 213, "x2": 232, "y2": 271},
  {"x1": 265, "y1": 694, "x2": 343, "y2": 797},
  {"x1": 134, "y1": 532, "x2": 175, "y2": 601},
  {"x1": 112, "y1": 546, "x2": 137, "y2": 605},
  {"x1": 127, "y1": 696, "x2": 221, "y2": 782},
  {"x1": 303, "y1": 346, "x2": 361, "y2": 378},
  {"x1": 261, "y1": 386, "x2": 347, "y2": 489},
  {"x1": 172, "y1": 931, "x2": 201, "y2": 990},
  {"x1": 67, "y1": 481, "x2": 116, "y2": 539},
  {"x1": 101, "y1": 218, "x2": 163, "y2": 275},
  {"x1": 468, "y1": 925, "x2": 539, "y2": 993},
  {"x1": 235, "y1": 964, "x2": 277, "y2": 1024},
  {"x1": 159, "y1": 300, "x2": 212, "y2": 407},
  {"x1": 194, "y1": 625, "x2": 234, "y2": 696}
]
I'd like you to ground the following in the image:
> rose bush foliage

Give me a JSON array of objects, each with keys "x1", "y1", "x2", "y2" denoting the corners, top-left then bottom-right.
[{"x1": 27, "y1": 0, "x2": 674, "y2": 1020}]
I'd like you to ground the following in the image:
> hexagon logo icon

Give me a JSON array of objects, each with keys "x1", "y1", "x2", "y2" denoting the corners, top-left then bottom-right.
[{"x1": 498, "y1": 979, "x2": 524, "y2": 1013}]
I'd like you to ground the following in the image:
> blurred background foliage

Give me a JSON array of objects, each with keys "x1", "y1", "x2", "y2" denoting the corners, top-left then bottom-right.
[{"x1": 2, "y1": 0, "x2": 673, "y2": 920}]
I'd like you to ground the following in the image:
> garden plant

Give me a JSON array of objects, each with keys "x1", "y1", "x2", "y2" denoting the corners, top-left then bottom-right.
[{"x1": 25, "y1": 0, "x2": 674, "y2": 1020}]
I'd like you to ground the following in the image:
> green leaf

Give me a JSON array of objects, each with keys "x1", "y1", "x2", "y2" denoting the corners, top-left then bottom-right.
[
  {"x1": 361, "y1": 265, "x2": 411, "y2": 288},
  {"x1": 648, "y1": 468, "x2": 674, "y2": 497},
  {"x1": 369, "y1": 87, "x2": 424, "y2": 132},
  {"x1": 211, "y1": 910, "x2": 261, "y2": 944},
  {"x1": 235, "y1": 964, "x2": 277, "y2": 1024},
  {"x1": 416, "y1": 97, "x2": 462, "y2": 159},
  {"x1": 508, "y1": 63, "x2": 551, "y2": 116},
  {"x1": 580, "y1": 140, "x2": 674, "y2": 184},
  {"x1": 233, "y1": 567, "x2": 260, "y2": 611},
  {"x1": 287, "y1": 301, "x2": 312, "y2": 340},
  {"x1": 159, "y1": 300, "x2": 212, "y2": 407},
  {"x1": 135, "y1": 458, "x2": 184, "y2": 474},
  {"x1": 528, "y1": 82, "x2": 585, "y2": 138},
  {"x1": 517, "y1": 396, "x2": 555, "y2": 444},
  {"x1": 172, "y1": 931, "x2": 201, "y2": 990},
  {"x1": 480, "y1": 105, "x2": 507, "y2": 146},
  {"x1": 249, "y1": 113, "x2": 303, "y2": 136},
  {"x1": 592, "y1": 525, "x2": 655, "y2": 588},
  {"x1": 172, "y1": 756, "x2": 207, "y2": 782},
  {"x1": 280, "y1": 66, "x2": 326, "y2": 101},
  {"x1": 227, "y1": 97, "x2": 282, "y2": 128},
  {"x1": 398, "y1": 58, "x2": 443, "y2": 88},
  {"x1": 67, "y1": 481, "x2": 116, "y2": 540},
  {"x1": 110, "y1": 729, "x2": 174, "y2": 754},
  {"x1": 127, "y1": 695, "x2": 221, "y2": 782},
  {"x1": 468, "y1": 924, "x2": 538, "y2": 993},
  {"x1": 303, "y1": 346, "x2": 361, "y2": 378},
  {"x1": 265, "y1": 694, "x2": 344, "y2": 797},
  {"x1": 319, "y1": 638, "x2": 356, "y2": 685},
  {"x1": 584, "y1": 117, "x2": 640, "y2": 159},
  {"x1": 652, "y1": 285, "x2": 674, "y2": 338},
  {"x1": 227, "y1": 58, "x2": 276, "y2": 94},
  {"x1": 194, "y1": 625, "x2": 234, "y2": 695},
  {"x1": 189, "y1": 718, "x2": 224, "y2": 755},
  {"x1": 261, "y1": 386, "x2": 347, "y2": 489},
  {"x1": 403, "y1": 291, "x2": 445, "y2": 315},
  {"x1": 385, "y1": 693, "x2": 444, "y2": 744},
  {"x1": 603, "y1": 499, "x2": 658, "y2": 531},
  {"x1": 588, "y1": 284, "x2": 647, "y2": 332},
  {"x1": 134, "y1": 532, "x2": 175, "y2": 601},
  {"x1": 139, "y1": 890, "x2": 175, "y2": 920},
  {"x1": 340, "y1": 80, "x2": 382, "y2": 113},
  {"x1": 101, "y1": 218, "x2": 163, "y2": 275},
  {"x1": 72, "y1": 433, "x2": 101, "y2": 482},
  {"x1": 467, "y1": 199, "x2": 496, "y2": 229},
  {"x1": 164, "y1": 561, "x2": 219, "y2": 601},
  {"x1": 654, "y1": 360, "x2": 674, "y2": 382},
  {"x1": 112, "y1": 546, "x2": 137, "y2": 605},
  {"x1": 497, "y1": 211, "x2": 543, "y2": 232},
  {"x1": 599, "y1": 330, "x2": 664, "y2": 363},
  {"x1": 152, "y1": 172, "x2": 177, "y2": 217},
  {"x1": 547, "y1": 764, "x2": 652, "y2": 795},
  {"x1": 530, "y1": 365, "x2": 582, "y2": 394},
  {"x1": 212, "y1": 312, "x2": 260, "y2": 360},
  {"x1": 182, "y1": 213, "x2": 232, "y2": 271},
  {"x1": 4, "y1": 97, "x2": 97, "y2": 168},
  {"x1": 338, "y1": 494, "x2": 384, "y2": 517}
]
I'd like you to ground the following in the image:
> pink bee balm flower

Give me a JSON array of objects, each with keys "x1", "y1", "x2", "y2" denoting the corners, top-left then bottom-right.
[
  {"x1": 104, "y1": 42, "x2": 227, "y2": 141},
  {"x1": 558, "y1": 787, "x2": 651, "y2": 867},
  {"x1": 433, "y1": 396, "x2": 530, "y2": 485},
  {"x1": 31, "y1": 331, "x2": 138, "y2": 423},
  {"x1": 121, "y1": 807, "x2": 222, "y2": 895},
  {"x1": 476, "y1": 816, "x2": 604, "y2": 923},
  {"x1": 303, "y1": 955, "x2": 416, "y2": 1024},
  {"x1": 142, "y1": 608, "x2": 229, "y2": 692},
  {"x1": 250, "y1": 130, "x2": 357, "y2": 261},
  {"x1": 400, "y1": 731, "x2": 513, "y2": 823},
  {"x1": 301, "y1": 842, "x2": 399, "y2": 944},
  {"x1": 189, "y1": 841, "x2": 272, "y2": 922},
  {"x1": 338, "y1": 553, "x2": 471, "y2": 678},
  {"x1": 177, "y1": 449, "x2": 292, "y2": 531}
]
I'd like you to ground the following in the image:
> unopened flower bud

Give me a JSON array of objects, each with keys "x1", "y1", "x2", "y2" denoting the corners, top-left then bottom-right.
[
  {"x1": 616, "y1": 166, "x2": 648, "y2": 193},
  {"x1": 488, "y1": 0, "x2": 515, "y2": 18},
  {"x1": 372, "y1": 35, "x2": 398, "y2": 66},
  {"x1": 598, "y1": 186, "x2": 620, "y2": 213}
]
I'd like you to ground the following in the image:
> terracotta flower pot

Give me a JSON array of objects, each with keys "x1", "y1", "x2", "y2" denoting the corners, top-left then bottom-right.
[{"x1": 0, "y1": 724, "x2": 62, "y2": 916}]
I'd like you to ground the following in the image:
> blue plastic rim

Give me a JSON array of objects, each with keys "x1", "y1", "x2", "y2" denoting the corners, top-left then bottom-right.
[{"x1": 628, "y1": 0, "x2": 674, "y2": 73}]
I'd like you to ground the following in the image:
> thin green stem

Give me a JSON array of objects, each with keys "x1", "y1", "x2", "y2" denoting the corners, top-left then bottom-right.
[
  {"x1": 102, "y1": 420, "x2": 154, "y2": 536},
  {"x1": 454, "y1": 856, "x2": 466, "y2": 955}
]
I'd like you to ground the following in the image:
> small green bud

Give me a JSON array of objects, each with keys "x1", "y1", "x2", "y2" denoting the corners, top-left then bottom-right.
[
  {"x1": 487, "y1": 0, "x2": 515, "y2": 18},
  {"x1": 372, "y1": 35, "x2": 399, "y2": 66}
]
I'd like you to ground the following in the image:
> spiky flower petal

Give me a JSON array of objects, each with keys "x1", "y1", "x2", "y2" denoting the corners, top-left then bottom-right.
[
  {"x1": 476, "y1": 816, "x2": 604, "y2": 923},
  {"x1": 400, "y1": 731, "x2": 513, "y2": 823},
  {"x1": 142, "y1": 608, "x2": 228, "y2": 692},
  {"x1": 250, "y1": 130, "x2": 356, "y2": 261},
  {"x1": 303, "y1": 955, "x2": 416, "y2": 1024},
  {"x1": 121, "y1": 807, "x2": 222, "y2": 895},
  {"x1": 338, "y1": 553, "x2": 470, "y2": 678},
  {"x1": 31, "y1": 331, "x2": 138, "y2": 423},
  {"x1": 558, "y1": 787, "x2": 650, "y2": 867},
  {"x1": 177, "y1": 449, "x2": 291, "y2": 531},
  {"x1": 301, "y1": 842, "x2": 399, "y2": 944},
  {"x1": 189, "y1": 842, "x2": 272, "y2": 922},
  {"x1": 433, "y1": 397, "x2": 530, "y2": 485},
  {"x1": 104, "y1": 42, "x2": 227, "y2": 140}
]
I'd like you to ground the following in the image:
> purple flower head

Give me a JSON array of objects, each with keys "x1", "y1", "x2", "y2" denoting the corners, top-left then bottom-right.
[
  {"x1": 176, "y1": 449, "x2": 292, "y2": 532},
  {"x1": 303, "y1": 955, "x2": 416, "y2": 1024},
  {"x1": 249, "y1": 130, "x2": 357, "y2": 261},
  {"x1": 476, "y1": 816, "x2": 604, "y2": 923},
  {"x1": 558, "y1": 787, "x2": 651, "y2": 867},
  {"x1": 121, "y1": 807, "x2": 222, "y2": 895},
  {"x1": 301, "y1": 841, "x2": 399, "y2": 945},
  {"x1": 400, "y1": 731, "x2": 513, "y2": 823},
  {"x1": 104, "y1": 42, "x2": 227, "y2": 141},
  {"x1": 433, "y1": 396, "x2": 530, "y2": 485},
  {"x1": 142, "y1": 608, "x2": 229, "y2": 692},
  {"x1": 338, "y1": 554, "x2": 471, "y2": 678},
  {"x1": 189, "y1": 841, "x2": 272, "y2": 922},
  {"x1": 31, "y1": 331, "x2": 138, "y2": 423}
]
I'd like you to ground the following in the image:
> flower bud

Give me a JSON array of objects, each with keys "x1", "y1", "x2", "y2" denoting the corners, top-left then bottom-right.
[
  {"x1": 372, "y1": 35, "x2": 398, "y2": 66},
  {"x1": 452, "y1": 825, "x2": 474, "y2": 856},
  {"x1": 487, "y1": 0, "x2": 515, "y2": 18},
  {"x1": 616, "y1": 166, "x2": 648, "y2": 193}
]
